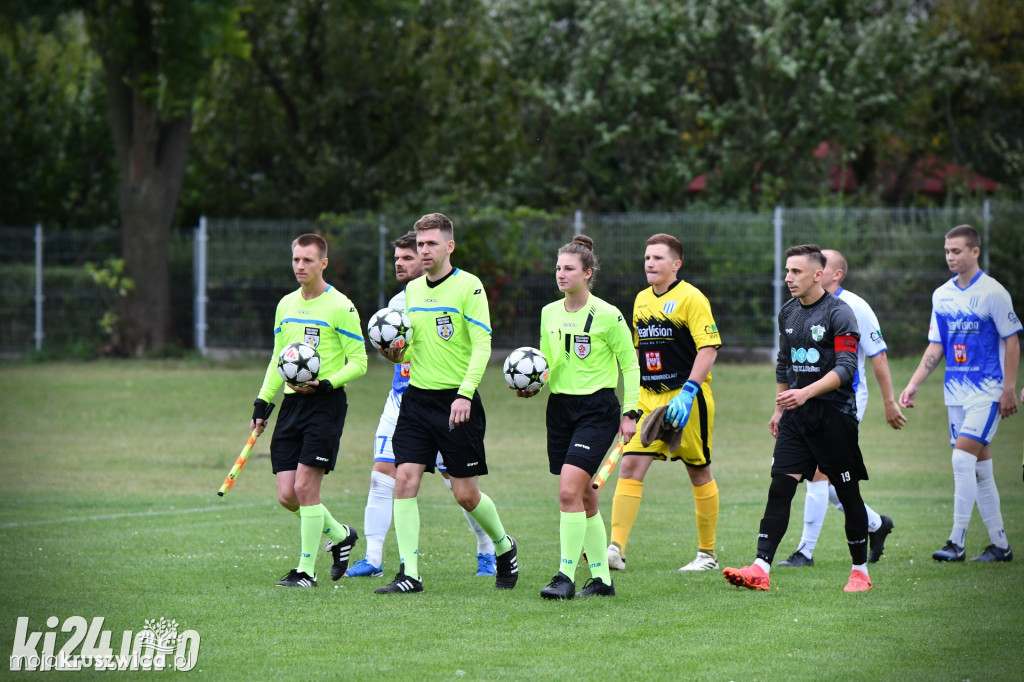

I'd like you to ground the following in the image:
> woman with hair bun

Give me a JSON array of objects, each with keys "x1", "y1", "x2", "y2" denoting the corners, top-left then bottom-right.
[{"x1": 513, "y1": 234, "x2": 640, "y2": 599}]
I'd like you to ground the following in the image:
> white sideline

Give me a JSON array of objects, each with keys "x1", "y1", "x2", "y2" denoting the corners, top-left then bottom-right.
[{"x1": 0, "y1": 501, "x2": 273, "y2": 529}]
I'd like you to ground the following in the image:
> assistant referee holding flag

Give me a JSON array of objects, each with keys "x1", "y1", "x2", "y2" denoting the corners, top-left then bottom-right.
[{"x1": 252, "y1": 233, "x2": 367, "y2": 587}]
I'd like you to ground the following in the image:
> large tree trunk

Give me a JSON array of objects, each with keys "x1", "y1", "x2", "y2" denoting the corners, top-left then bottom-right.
[{"x1": 103, "y1": 58, "x2": 192, "y2": 356}]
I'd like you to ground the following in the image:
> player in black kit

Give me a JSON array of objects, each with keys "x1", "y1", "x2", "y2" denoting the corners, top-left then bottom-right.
[{"x1": 723, "y1": 244, "x2": 874, "y2": 593}]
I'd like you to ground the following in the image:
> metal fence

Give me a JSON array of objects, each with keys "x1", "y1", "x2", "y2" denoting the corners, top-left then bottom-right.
[
  {"x1": 0, "y1": 226, "x2": 122, "y2": 356},
  {"x1": 3, "y1": 202, "x2": 1022, "y2": 359}
]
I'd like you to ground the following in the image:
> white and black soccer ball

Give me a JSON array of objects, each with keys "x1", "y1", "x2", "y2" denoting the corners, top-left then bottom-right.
[
  {"x1": 367, "y1": 307, "x2": 413, "y2": 351},
  {"x1": 278, "y1": 341, "x2": 321, "y2": 385},
  {"x1": 503, "y1": 346, "x2": 549, "y2": 392}
]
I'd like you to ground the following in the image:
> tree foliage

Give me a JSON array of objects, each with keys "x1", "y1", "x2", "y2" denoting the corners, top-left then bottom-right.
[
  {"x1": 5, "y1": 0, "x2": 1023, "y2": 231},
  {"x1": 0, "y1": 13, "x2": 115, "y2": 228},
  {"x1": 182, "y1": 0, "x2": 525, "y2": 222},
  {"x1": 917, "y1": 0, "x2": 1024, "y2": 196}
]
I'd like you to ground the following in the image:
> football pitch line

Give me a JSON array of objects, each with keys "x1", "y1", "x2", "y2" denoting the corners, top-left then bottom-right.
[{"x1": 0, "y1": 500, "x2": 274, "y2": 529}]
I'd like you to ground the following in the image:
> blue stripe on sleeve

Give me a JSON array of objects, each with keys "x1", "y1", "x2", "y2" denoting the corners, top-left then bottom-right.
[
  {"x1": 409, "y1": 306, "x2": 459, "y2": 314},
  {"x1": 337, "y1": 328, "x2": 364, "y2": 342},
  {"x1": 465, "y1": 316, "x2": 492, "y2": 334},
  {"x1": 282, "y1": 317, "x2": 330, "y2": 327}
]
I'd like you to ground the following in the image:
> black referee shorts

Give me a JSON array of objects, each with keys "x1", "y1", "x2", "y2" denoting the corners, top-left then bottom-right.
[
  {"x1": 771, "y1": 401, "x2": 868, "y2": 484},
  {"x1": 546, "y1": 388, "x2": 621, "y2": 476},
  {"x1": 393, "y1": 386, "x2": 487, "y2": 478},
  {"x1": 270, "y1": 388, "x2": 348, "y2": 474}
]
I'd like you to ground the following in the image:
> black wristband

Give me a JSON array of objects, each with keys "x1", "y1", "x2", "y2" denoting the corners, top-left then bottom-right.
[
  {"x1": 316, "y1": 379, "x2": 333, "y2": 394},
  {"x1": 623, "y1": 409, "x2": 643, "y2": 421},
  {"x1": 252, "y1": 398, "x2": 271, "y2": 421}
]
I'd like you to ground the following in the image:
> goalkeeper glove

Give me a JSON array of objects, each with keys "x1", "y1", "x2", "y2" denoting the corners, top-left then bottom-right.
[{"x1": 665, "y1": 380, "x2": 701, "y2": 429}]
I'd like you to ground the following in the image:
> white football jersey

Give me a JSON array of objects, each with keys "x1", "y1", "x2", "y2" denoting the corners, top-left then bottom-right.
[
  {"x1": 927, "y1": 271, "x2": 1022, "y2": 406},
  {"x1": 836, "y1": 287, "x2": 887, "y2": 422}
]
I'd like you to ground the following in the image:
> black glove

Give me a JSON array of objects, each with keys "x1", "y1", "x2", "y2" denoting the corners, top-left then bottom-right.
[
  {"x1": 315, "y1": 379, "x2": 333, "y2": 394},
  {"x1": 252, "y1": 398, "x2": 273, "y2": 421}
]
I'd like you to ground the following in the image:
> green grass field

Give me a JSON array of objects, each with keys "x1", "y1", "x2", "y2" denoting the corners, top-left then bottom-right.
[{"x1": 1, "y1": 357, "x2": 1022, "y2": 680}]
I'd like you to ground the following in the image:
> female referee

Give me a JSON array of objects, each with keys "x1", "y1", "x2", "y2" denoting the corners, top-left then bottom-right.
[{"x1": 513, "y1": 235, "x2": 641, "y2": 599}]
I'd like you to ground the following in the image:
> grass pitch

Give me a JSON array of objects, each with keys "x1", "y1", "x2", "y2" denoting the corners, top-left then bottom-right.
[{"x1": 1, "y1": 357, "x2": 1022, "y2": 680}]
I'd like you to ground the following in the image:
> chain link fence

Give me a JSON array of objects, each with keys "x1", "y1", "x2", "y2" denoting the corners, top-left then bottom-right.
[{"x1": 3, "y1": 202, "x2": 1021, "y2": 359}]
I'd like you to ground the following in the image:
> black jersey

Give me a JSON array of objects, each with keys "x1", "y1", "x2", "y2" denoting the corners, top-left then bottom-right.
[{"x1": 775, "y1": 291, "x2": 860, "y2": 418}]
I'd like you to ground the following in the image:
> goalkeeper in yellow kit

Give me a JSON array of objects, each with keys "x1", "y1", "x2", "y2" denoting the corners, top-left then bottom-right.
[{"x1": 608, "y1": 233, "x2": 723, "y2": 573}]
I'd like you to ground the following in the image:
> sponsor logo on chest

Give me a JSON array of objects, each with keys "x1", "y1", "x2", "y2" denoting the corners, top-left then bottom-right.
[
  {"x1": 645, "y1": 351, "x2": 663, "y2": 372},
  {"x1": 953, "y1": 343, "x2": 968, "y2": 364}
]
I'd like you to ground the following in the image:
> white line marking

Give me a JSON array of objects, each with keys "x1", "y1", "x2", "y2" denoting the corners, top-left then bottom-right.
[{"x1": 0, "y1": 501, "x2": 274, "y2": 529}]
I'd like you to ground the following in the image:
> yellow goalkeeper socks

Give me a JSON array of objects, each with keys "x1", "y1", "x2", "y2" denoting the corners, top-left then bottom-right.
[
  {"x1": 694, "y1": 479, "x2": 719, "y2": 553},
  {"x1": 610, "y1": 478, "x2": 644, "y2": 553}
]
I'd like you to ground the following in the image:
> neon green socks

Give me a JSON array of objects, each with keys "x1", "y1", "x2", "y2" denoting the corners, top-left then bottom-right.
[
  {"x1": 559, "y1": 511, "x2": 587, "y2": 580},
  {"x1": 320, "y1": 504, "x2": 347, "y2": 544},
  {"x1": 298, "y1": 504, "x2": 324, "y2": 576},
  {"x1": 393, "y1": 497, "x2": 421, "y2": 578},
  {"x1": 583, "y1": 511, "x2": 611, "y2": 584},
  {"x1": 467, "y1": 493, "x2": 512, "y2": 555}
]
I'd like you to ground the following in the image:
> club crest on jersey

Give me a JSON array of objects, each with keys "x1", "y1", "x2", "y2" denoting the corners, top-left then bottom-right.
[
  {"x1": 810, "y1": 324, "x2": 825, "y2": 342},
  {"x1": 662, "y1": 301, "x2": 676, "y2": 314},
  {"x1": 304, "y1": 326, "x2": 321, "y2": 348},
  {"x1": 436, "y1": 315, "x2": 454, "y2": 340},
  {"x1": 645, "y1": 351, "x2": 662, "y2": 371},
  {"x1": 954, "y1": 343, "x2": 967, "y2": 364},
  {"x1": 574, "y1": 334, "x2": 591, "y2": 359}
]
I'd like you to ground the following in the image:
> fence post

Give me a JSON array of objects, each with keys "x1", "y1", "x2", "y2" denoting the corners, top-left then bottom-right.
[
  {"x1": 194, "y1": 216, "x2": 208, "y2": 356},
  {"x1": 982, "y1": 198, "x2": 991, "y2": 274},
  {"x1": 772, "y1": 206, "x2": 784, "y2": 362},
  {"x1": 34, "y1": 223, "x2": 44, "y2": 352},
  {"x1": 573, "y1": 209, "x2": 584, "y2": 236}
]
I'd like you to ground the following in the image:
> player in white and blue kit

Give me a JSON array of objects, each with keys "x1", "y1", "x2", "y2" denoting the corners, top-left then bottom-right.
[
  {"x1": 779, "y1": 250, "x2": 907, "y2": 567},
  {"x1": 900, "y1": 225, "x2": 1021, "y2": 563},
  {"x1": 346, "y1": 232, "x2": 496, "y2": 578}
]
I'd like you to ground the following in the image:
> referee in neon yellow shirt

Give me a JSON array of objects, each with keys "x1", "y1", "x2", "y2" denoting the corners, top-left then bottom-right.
[
  {"x1": 515, "y1": 235, "x2": 640, "y2": 600},
  {"x1": 374, "y1": 213, "x2": 519, "y2": 594}
]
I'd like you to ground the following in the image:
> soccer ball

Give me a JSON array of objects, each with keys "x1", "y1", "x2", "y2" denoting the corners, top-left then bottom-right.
[
  {"x1": 278, "y1": 341, "x2": 321, "y2": 385},
  {"x1": 367, "y1": 307, "x2": 413, "y2": 351},
  {"x1": 503, "y1": 346, "x2": 549, "y2": 392}
]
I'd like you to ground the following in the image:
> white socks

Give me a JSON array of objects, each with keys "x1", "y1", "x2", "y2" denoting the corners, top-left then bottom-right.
[
  {"x1": 974, "y1": 458, "x2": 1009, "y2": 549},
  {"x1": 798, "y1": 480, "x2": 830, "y2": 557},
  {"x1": 363, "y1": 470, "x2": 396, "y2": 566},
  {"x1": 949, "y1": 449, "x2": 976, "y2": 547}
]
